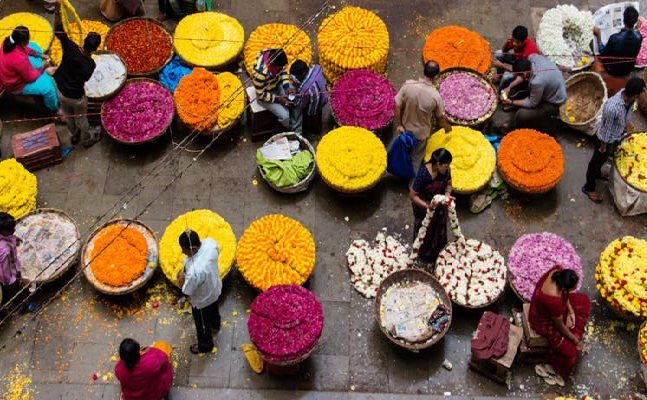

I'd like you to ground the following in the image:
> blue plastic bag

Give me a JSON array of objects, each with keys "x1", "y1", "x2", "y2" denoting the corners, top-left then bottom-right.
[{"x1": 387, "y1": 132, "x2": 419, "y2": 178}]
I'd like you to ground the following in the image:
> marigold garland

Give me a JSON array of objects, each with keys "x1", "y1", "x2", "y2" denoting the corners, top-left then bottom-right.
[
  {"x1": 0, "y1": 159, "x2": 37, "y2": 219},
  {"x1": 318, "y1": 6, "x2": 389, "y2": 84},
  {"x1": 59, "y1": 0, "x2": 84, "y2": 44},
  {"x1": 105, "y1": 19, "x2": 172, "y2": 75},
  {"x1": 159, "y1": 210, "x2": 237, "y2": 287},
  {"x1": 497, "y1": 129, "x2": 564, "y2": 193},
  {"x1": 50, "y1": 20, "x2": 109, "y2": 65},
  {"x1": 215, "y1": 72, "x2": 245, "y2": 129},
  {"x1": 89, "y1": 225, "x2": 148, "y2": 287},
  {"x1": 615, "y1": 132, "x2": 647, "y2": 192},
  {"x1": 316, "y1": 126, "x2": 387, "y2": 192},
  {"x1": 422, "y1": 26, "x2": 491, "y2": 74},
  {"x1": 174, "y1": 68, "x2": 220, "y2": 131},
  {"x1": 243, "y1": 23, "x2": 312, "y2": 76},
  {"x1": 237, "y1": 214, "x2": 315, "y2": 291},
  {"x1": 0, "y1": 13, "x2": 53, "y2": 51}
]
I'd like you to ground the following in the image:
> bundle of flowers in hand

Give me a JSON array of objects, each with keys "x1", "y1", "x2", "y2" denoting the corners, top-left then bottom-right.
[
  {"x1": 423, "y1": 26, "x2": 491, "y2": 74},
  {"x1": 497, "y1": 129, "x2": 564, "y2": 193},
  {"x1": 0, "y1": 13, "x2": 53, "y2": 51},
  {"x1": 330, "y1": 69, "x2": 396, "y2": 131},
  {"x1": 318, "y1": 6, "x2": 389, "y2": 84},
  {"x1": 615, "y1": 132, "x2": 647, "y2": 192},
  {"x1": 159, "y1": 210, "x2": 237, "y2": 287},
  {"x1": 174, "y1": 12, "x2": 244, "y2": 68},
  {"x1": 87, "y1": 225, "x2": 148, "y2": 287},
  {"x1": 425, "y1": 126, "x2": 495, "y2": 194},
  {"x1": 536, "y1": 4, "x2": 594, "y2": 67},
  {"x1": 106, "y1": 19, "x2": 173, "y2": 75},
  {"x1": 248, "y1": 284, "x2": 323, "y2": 364},
  {"x1": 0, "y1": 159, "x2": 37, "y2": 219},
  {"x1": 410, "y1": 195, "x2": 463, "y2": 265},
  {"x1": 438, "y1": 71, "x2": 496, "y2": 123},
  {"x1": 236, "y1": 214, "x2": 315, "y2": 291},
  {"x1": 243, "y1": 23, "x2": 312, "y2": 76},
  {"x1": 596, "y1": 236, "x2": 647, "y2": 319},
  {"x1": 316, "y1": 126, "x2": 387, "y2": 193},
  {"x1": 508, "y1": 232, "x2": 582, "y2": 302},
  {"x1": 50, "y1": 20, "x2": 110, "y2": 65}
]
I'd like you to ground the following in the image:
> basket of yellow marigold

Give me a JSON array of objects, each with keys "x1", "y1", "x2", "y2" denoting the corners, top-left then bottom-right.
[
  {"x1": 243, "y1": 23, "x2": 312, "y2": 77},
  {"x1": 49, "y1": 20, "x2": 110, "y2": 66},
  {"x1": 0, "y1": 158, "x2": 37, "y2": 219}
]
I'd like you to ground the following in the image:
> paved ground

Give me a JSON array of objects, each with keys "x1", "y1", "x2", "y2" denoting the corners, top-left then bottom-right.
[{"x1": 2, "y1": 0, "x2": 647, "y2": 399}]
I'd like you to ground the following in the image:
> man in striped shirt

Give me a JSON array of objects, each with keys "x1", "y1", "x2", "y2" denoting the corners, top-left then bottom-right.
[
  {"x1": 251, "y1": 48, "x2": 295, "y2": 130},
  {"x1": 289, "y1": 60, "x2": 328, "y2": 134},
  {"x1": 582, "y1": 77, "x2": 645, "y2": 203}
]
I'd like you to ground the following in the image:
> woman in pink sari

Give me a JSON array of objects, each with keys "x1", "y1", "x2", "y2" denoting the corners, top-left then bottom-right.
[{"x1": 115, "y1": 338, "x2": 173, "y2": 400}]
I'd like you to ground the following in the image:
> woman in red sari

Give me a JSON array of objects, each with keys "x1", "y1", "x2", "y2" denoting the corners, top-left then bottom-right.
[
  {"x1": 528, "y1": 266, "x2": 591, "y2": 377},
  {"x1": 115, "y1": 338, "x2": 173, "y2": 400}
]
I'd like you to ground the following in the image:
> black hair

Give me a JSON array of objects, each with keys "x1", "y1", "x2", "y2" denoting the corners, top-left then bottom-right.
[
  {"x1": 290, "y1": 59, "x2": 308, "y2": 77},
  {"x1": 179, "y1": 229, "x2": 201, "y2": 249},
  {"x1": 625, "y1": 77, "x2": 645, "y2": 97},
  {"x1": 551, "y1": 268, "x2": 579, "y2": 291},
  {"x1": 423, "y1": 60, "x2": 440, "y2": 79},
  {"x1": 268, "y1": 48, "x2": 288, "y2": 68},
  {"x1": 624, "y1": 6, "x2": 639, "y2": 28},
  {"x1": 3, "y1": 26, "x2": 29, "y2": 54},
  {"x1": 512, "y1": 58, "x2": 532, "y2": 73},
  {"x1": 83, "y1": 32, "x2": 101, "y2": 53},
  {"x1": 0, "y1": 212, "x2": 16, "y2": 234},
  {"x1": 427, "y1": 148, "x2": 452, "y2": 165},
  {"x1": 512, "y1": 26, "x2": 528, "y2": 42},
  {"x1": 119, "y1": 338, "x2": 141, "y2": 370}
]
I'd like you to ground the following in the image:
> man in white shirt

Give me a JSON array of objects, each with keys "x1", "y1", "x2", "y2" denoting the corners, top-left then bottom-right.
[{"x1": 178, "y1": 230, "x2": 222, "y2": 354}]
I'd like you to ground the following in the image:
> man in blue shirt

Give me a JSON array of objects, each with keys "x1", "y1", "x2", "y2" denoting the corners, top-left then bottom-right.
[
  {"x1": 596, "y1": 6, "x2": 642, "y2": 77},
  {"x1": 289, "y1": 60, "x2": 328, "y2": 134}
]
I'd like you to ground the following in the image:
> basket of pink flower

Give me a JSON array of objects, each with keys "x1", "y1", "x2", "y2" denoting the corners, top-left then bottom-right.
[{"x1": 436, "y1": 67, "x2": 498, "y2": 127}]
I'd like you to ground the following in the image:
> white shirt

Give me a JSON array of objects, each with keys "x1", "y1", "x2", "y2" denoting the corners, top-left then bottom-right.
[{"x1": 181, "y1": 237, "x2": 222, "y2": 309}]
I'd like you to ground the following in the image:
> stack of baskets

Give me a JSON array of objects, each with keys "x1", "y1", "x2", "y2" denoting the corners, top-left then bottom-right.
[{"x1": 559, "y1": 72, "x2": 607, "y2": 136}]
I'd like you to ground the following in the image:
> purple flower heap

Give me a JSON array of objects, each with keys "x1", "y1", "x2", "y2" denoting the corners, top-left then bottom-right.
[
  {"x1": 508, "y1": 232, "x2": 582, "y2": 302},
  {"x1": 330, "y1": 69, "x2": 396, "y2": 131},
  {"x1": 439, "y1": 73, "x2": 495, "y2": 121},
  {"x1": 248, "y1": 285, "x2": 324, "y2": 364},
  {"x1": 102, "y1": 81, "x2": 174, "y2": 143}
]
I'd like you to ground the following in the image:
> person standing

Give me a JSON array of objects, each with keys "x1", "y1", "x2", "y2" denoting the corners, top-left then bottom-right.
[
  {"x1": 289, "y1": 59, "x2": 328, "y2": 134},
  {"x1": 177, "y1": 230, "x2": 222, "y2": 354},
  {"x1": 251, "y1": 48, "x2": 297, "y2": 131},
  {"x1": 582, "y1": 77, "x2": 645, "y2": 203}
]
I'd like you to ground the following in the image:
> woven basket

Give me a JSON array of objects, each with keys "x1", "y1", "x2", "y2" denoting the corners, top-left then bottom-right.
[
  {"x1": 319, "y1": 171, "x2": 381, "y2": 195},
  {"x1": 374, "y1": 269, "x2": 452, "y2": 351},
  {"x1": 559, "y1": 72, "x2": 607, "y2": 135},
  {"x1": 329, "y1": 97, "x2": 394, "y2": 135},
  {"x1": 86, "y1": 50, "x2": 128, "y2": 102},
  {"x1": 508, "y1": 275, "x2": 528, "y2": 302},
  {"x1": 497, "y1": 165, "x2": 558, "y2": 195},
  {"x1": 260, "y1": 338, "x2": 320, "y2": 366},
  {"x1": 614, "y1": 133, "x2": 647, "y2": 193},
  {"x1": 257, "y1": 132, "x2": 316, "y2": 194},
  {"x1": 434, "y1": 67, "x2": 498, "y2": 127},
  {"x1": 81, "y1": 219, "x2": 159, "y2": 295}
]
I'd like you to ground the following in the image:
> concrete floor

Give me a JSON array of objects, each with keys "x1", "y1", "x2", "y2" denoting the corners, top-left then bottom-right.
[{"x1": 2, "y1": 0, "x2": 647, "y2": 399}]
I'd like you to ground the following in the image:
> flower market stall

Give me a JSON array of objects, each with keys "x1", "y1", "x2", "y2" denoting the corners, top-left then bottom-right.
[
  {"x1": 422, "y1": 26, "x2": 491, "y2": 74},
  {"x1": 0, "y1": 13, "x2": 53, "y2": 51},
  {"x1": 609, "y1": 132, "x2": 647, "y2": 216},
  {"x1": 243, "y1": 23, "x2": 312, "y2": 76},
  {"x1": 559, "y1": 72, "x2": 607, "y2": 136},
  {"x1": 248, "y1": 284, "x2": 323, "y2": 365},
  {"x1": 50, "y1": 20, "x2": 110, "y2": 66},
  {"x1": 508, "y1": 232, "x2": 582, "y2": 302},
  {"x1": 0, "y1": 158, "x2": 37, "y2": 219},
  {"x1": 256, "y1": 132, "x2": 316, "y2": 193},
  {"x1": 436, "y1": 68, "x2": 498, "y2": 126},
  {"x1": 317, "y1": 6, "x2": 389, "y2": 84},
  {"x1": 159, "y1": 209, "x2": 237, "y2": 287},
  {"x1": 536, "y1": 4, "x2": 594, "y2": 68},
  {"x1": 330, "y1": 69, "x2": 396, "y2": 132}
]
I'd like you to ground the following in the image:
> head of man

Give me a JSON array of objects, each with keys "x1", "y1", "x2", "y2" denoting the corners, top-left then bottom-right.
[
  {"x1": 623, "y1": 77, "x2": 645, "y2": 103},
  {"x1": 83, "y1": 32, "x2": 101, "y2": 53},
  {"x1": 289, "y1": 59, "x2": 309, "y2": 84},
  {"x1": 512, "y1": 58, "x2": 532, "y2": 81},
  {"x1": 179, "y1": 229, "x2": 201, "y2": 257},
  {"x1": 624, "y1": 6, "x2": 639, "y2": 29},
  {"x1": 0, "y1": 212, "x2": 16, "y2": 236},
  {"x1": 423, "y1": 60, "x2": 440, "y2": 81},
  {"x1": 511, "y1": 25, "x2": 528, "y2": 50},
  {"x1": 268, "y1": 48, "x2": 288, "y2": 70}
]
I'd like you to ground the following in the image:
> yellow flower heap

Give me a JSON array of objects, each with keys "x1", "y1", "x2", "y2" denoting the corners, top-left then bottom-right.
[
  {"x1": 0, "y1": 159, "x2": 37, "y2": 219},
  {"x1": 50, "y1": 20, "x2": 110, "y2": 65},
  {"x1": 159, "y1": 210, "x2": 237, "y2": 287},
  {"x1": 216, "y1": 72, "x2": 245, "y2": 129},
  {"x1": 0, "y1": 13, "x2": 53, "y2": 51},
  {"x1": 243, "y1": 23, "x2": 312, "y2": 76},
  {"x1": 174, "y1": 12, "x2": 244, "y2": 68},
  {"x1": 596, "y1": 236, "x2": 647, "y2": 318},
  {"x1": 316, "y1": 126, "x2": 386, "y2": 192},
  {"x1": 318, "y1": 6, "x2": 389, "y2": 84},
  {"x1": 425, "y1": 126, "x2": 495, "y2": 193},
  {"x1": 615, "y1": 132, "x2": 647, "y2": 192}
]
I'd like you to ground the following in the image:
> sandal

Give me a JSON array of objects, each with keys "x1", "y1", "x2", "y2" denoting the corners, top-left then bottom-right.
[
  {"x1": 553, "y1": 374, "x2": 565, "y2": 387},
  {"x1": 581, "y1": 186, "x2": 602, "y2": 204},
  {"x1": 543, "y1": 364, "x2": 557, "y2": 376},
  {"x1": 534, "y1": 364, "x2": 550, "y2": 378},
  {"x1": 543, "y1": 375, "x2": 557, "y2": 386}
]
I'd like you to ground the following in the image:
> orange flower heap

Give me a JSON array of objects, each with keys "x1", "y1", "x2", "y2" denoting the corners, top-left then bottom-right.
[
  {"x1": 174, "y1": 68, "x2": 221, "y2": 131},
  {"x1": 237, "y1": 214, "x2": 315, "y2": 291},
  {"x1": 497, "y1": 129, "x2": 564, "y2": 193},
  {"x1": 89, "y1": 225, "x2": 148, "y2": 287},
  {"x1": 422, "y1": 26, "x2": 491, "y2": 74}
]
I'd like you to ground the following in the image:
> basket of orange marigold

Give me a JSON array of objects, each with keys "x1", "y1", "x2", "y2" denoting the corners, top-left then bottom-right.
[{"x1": 422, "y1": 26, "x2": 491, "y2": 74}]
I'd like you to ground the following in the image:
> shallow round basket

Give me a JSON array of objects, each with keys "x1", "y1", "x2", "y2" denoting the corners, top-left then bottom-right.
[
  {"x1": 260, "y1": 337, "x2": 320, "y2": 366},
  {"x1": 435, "y1": 67, "x2": 498, "y2": 127},
  {"x1": 601, "y1": 293, "x2": 645, "y2": 322},
  {"x1": 508, "y1": 274, "x2": 528, "y2": 302},
  {"x1": 82, "y1": 219, "x2": 159, "y2": 295},
  {"x1": 498, "y1": 166, "x2": 557, "y2": 195},
  {"x1": 613, "y1": 134, "x2": 647, "y2": 193},
  {"x1": 15, "y1": 208, "x2": 80, "y2": 284},
  {"x1": 257, "y1": 132, "x2": 316, "y2": 194},
  {"x1": 86, "y1": 50, "x2": 128, "y2": 102},
  {"x1": 329, "y1": 103, "x2": 393, "y2": 136},
  {"x1": 559, "y1": 72, "x2": 606, "y2": 129},
  {"x1": 452, "y1": 178, "x2": 492, "y2": 196},
  {"x1": 318, "y1": 171, "x2": 381, "y2": 195},
  {"x1": 105, "y1": 17, "x2": 174, "y2": 77},
  {"x1": 101, "y1": 78, "x2": 174, "y2": 145},
  {"x1": 374, "y1": 269, "x2": 452, "y2": 351}
]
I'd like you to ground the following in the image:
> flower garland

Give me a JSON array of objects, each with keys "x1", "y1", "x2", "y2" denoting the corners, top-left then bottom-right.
[
  {"x1": 410, "y1": 195, "x2": 462, "y2": 263},
  {"x1": 318, "y1": 6, "x2": 389, "y2": 84},
  {"x1": 424, "y1": 126, "x2": 496, "y2": 193},
  {"x1": 105, "y1": 19, "x2": 172, "y2": 75},
  {"x1": 422, "y1": 26, "x2": 491, "y2": 74},
  {"x1": 174, "y1": 68, "x2": 220, "y2": 131},
  {"x1": 243, "y1": 23, "x2": 312, "y2": 76},
  {"x1": 50, "y1": 20, "x2": 109, "y2": 65},
  {"x1": 59, "y1": 0, "x2": 83, "y2": 44},
  {"x1": 174, "y1": 12, "x2": 244, "y2": 68},
  {"x1": 316, "y1": 126, "x2": 387, "y2": 192},
  {"x1": 615, "y1": 132, "x2": 647, "y2": 192},
  {"x1": 0, "y1": 13, "x2": 53, "y2": 51},
  {"x1": 639, "y1": 321, "x2": 647, "y2": 365},
  {"x1": 89, "y1": 225, "x2": 148, "y2": 287},
  {"x1": 439, "y1": 72, "x2": 495, "y2": 121},
  {"x1": 330, "y1": 69, "x2": 396, "y2": 131},
  {"x1": 84, "y1": 53, "x2": 127, "y2": 99},
  {"x1": 497, "y1": 129, "x2": 564, "y2": 193},
  {"x1": 508, "y1": 232, "x2": 582, "y2": 302},
  {"x1": 159, "y1": 210, "x2": 237, "y2": 287},
  {"x1": 236, "y1": 214, "x2": 315, "y2": 291},
  {"x1": 102, "y1": 81, "x2": 174, "y2": 143},
  {"x1": 0, "y1": 159, "x2": 37, "y2": 219},
  {"x1": 596, "y1": 236, "x2": 647, "y2": 319},
  {"x1": 248, "y1": 284, "x2": 323, "y2": 364},
  {"x1": 536, "y1": 5, "x2": 594, "y2": 67},
  {"x1": 215, "y1": 72, "x2": 245, "y2": 129}
]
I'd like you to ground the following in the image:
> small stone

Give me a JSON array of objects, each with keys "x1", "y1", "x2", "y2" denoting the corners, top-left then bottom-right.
[
  {"x1": 442, "y1": 359, "x2": 452, "y2": 370},
  {"x1": 344, "y1": 216, "x2": 350, "y2": 222},
  {"x1": 350, "y1": 385, "x2": 355, "y2": 391}
]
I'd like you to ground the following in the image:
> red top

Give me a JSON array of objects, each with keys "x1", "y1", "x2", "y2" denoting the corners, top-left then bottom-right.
[
  {"x1": 0, "y1": 43, "x2": 43, "y2": 93},
  {"x1": 115, "y1": 347, "x2": 173, "y2": 400},
  {"x1": 503, "y1": 37, "x2": 540, "y2": 60}
]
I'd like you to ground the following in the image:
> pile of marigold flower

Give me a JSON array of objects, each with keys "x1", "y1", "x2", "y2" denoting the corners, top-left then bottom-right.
[
  {"x1": 0, "y1": 159, "x2": 37, "y2": 219},
  {"x1": 615, "y1": 132, "x2": 647, "y2": 192},
  {"x1": 243, "y1": 23, "x2": 312, "y2": 76},
  {"x1": 50, "y1": 20, "x2": 109, "y2": 65},
  {"x1": 0, "y1": 13, "x2": 53, "y2": 51},
  {"x1": 106, "y1": 19, "x2": 172, "y2": 75},
  {"x1": 422, "y1": 26, "x2": 491, "y2": 74},
  {"x1": 88, "y1": 225, "x2": 148, "y2": 287}
]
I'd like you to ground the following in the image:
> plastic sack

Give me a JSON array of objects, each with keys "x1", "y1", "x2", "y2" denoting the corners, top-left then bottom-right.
[
  {"x1": 387, "y1": 131, "x2": 419, "y2": 178},
  {"x1": 609, "y1": 163, "x2": 647, "y2": 216}
]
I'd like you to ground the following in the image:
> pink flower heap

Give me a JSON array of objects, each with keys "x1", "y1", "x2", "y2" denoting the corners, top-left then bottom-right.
[{"x1": 438, "y1": 72, "x2": 495, "y2": 121}]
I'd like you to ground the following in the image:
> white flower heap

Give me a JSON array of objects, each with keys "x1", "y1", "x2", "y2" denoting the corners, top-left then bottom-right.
[{"x1": 537, "y1": 4, "x2": 594, "y2": 67}]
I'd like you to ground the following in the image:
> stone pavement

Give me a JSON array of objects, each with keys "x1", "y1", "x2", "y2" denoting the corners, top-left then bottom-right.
[{"x1": 1, "y1": 0, "x2": 647, "y2": 399}]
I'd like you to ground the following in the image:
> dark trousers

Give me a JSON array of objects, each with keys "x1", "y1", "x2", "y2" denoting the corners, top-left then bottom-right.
[
  {"x1": 584, "y1": 138, "x2": 615, "y2": 192},
  {"x1": 158, "y1": 0, "x2": 175, "y2": 16},
  {"x1": 513, "y1": 101, "x2": 561, "y2": 131},
  {"x1": 191, "y1": 300, "x2": 221, "y2": 352}
]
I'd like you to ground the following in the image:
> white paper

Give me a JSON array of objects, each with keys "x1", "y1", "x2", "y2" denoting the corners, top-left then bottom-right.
[
  {"x1": 594, "y1": 2, "x2": 640, "y2": 45},
  {"x1": 260, "y1": 137, "x2": 292, "y2": 160}
]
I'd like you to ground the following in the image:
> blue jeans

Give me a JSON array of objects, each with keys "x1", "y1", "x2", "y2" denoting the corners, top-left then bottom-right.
[
  {"x1": 495, "y1": 53, "x2": 516, "y2": 90},
  {"x1": 19, "y1": 42, "x2": 58, "y2": 111}
]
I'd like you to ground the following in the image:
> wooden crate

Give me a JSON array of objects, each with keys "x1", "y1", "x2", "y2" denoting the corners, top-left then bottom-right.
[
  {"x1": 11, "y1": 123, "x2": 63, "y2": 171},
  {"x1": 522, "y1": 303, "x2": 549, "y2": 348},
  {"x1": 245, "y1": 86, "x2": 282, "y2": 141},
  {"x1": 469, "y1": 317, "x2": 523, "y2": 384}
]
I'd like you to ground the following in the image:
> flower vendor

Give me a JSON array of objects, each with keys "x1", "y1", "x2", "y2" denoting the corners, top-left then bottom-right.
[
  {"x1": 582, "y1": 77, "x2": 645, "y2": 204},
  {"x1": 409, "y1": 148, "x2": 453, "y2": 263},
  {"x1": 177, "y1": 230, "x2": 223, "y2": 355},
  {"x1": 491, "y1": 25, "x2": 539, "y2": 90},
  {"x1": 251, "y1": 48, "x2": 298, "y2": 131},
  {"x1": 51, "y1": 1, "x2": 101, "y2": 147},
  {"x1": 0, "y1": 26, "x2": 59, "y2": 113},
  {"x1": 0, "y1": 212, "x2": 38, "y2": 313},
  {"x1": 500, "y1": 55, "x2": 567, "y2": 132},
  {"x1": 115, "y1": 338, "x2": 173, "y2": 400},
  {"x1": 528, "y1": 267, "x2": 591, "y2": 378},
  {"x1": 100, "y1": 0, "x2": 144, "y2": 22},
  {"x1": 392, "y1": 60, "x2": 451, "y2": 171},
  {"x1": 593, "y1": 6, "x2": 642, "y2": 78},
  {"x1": 289, "y1": 59, "x2": 328, "y2": 134}
]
